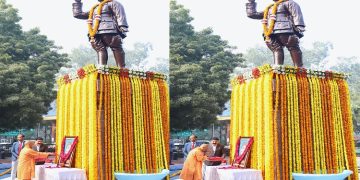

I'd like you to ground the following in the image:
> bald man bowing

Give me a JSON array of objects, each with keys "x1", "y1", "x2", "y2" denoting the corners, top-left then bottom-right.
[{"x1": 180, "y1": 144, "x2": 209, "y2": 180}]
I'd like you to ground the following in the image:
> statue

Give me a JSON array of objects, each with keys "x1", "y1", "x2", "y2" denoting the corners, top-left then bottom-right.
[
  {"x1": 246, "y1": 0, "x2": 305, "y2": 67},
  {"x1": 72, "y1": 0, "x2": 128, "y2": 68}
]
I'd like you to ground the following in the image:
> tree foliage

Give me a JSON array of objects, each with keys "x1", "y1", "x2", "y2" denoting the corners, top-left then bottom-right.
[
  {"x1": 328, "y1": 58, "x2": 360, "y2": 133},
  {"x1": 242, "y1": 41, "x2": 333, "y2": 68},
  {"x1": 0, "y1": 0, "x2": 69, "y2": 130},
  {"x1": 59, "y1": 42, "x2": 168, "y2": 76},
  {"x1": 170, "y1": 1, "x2": 245, "y2": 131}
]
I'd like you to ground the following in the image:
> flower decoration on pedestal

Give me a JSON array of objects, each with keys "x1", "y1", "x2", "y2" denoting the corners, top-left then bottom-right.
[
  {"x1": 77, "y1": 68, "x2": 86, "y2": 79},
  {"x1": 252, "y1": 68, "x2": 260, "y2": 79}
]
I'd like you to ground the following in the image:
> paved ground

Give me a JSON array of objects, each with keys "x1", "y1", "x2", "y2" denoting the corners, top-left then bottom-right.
[
  {"x1": 1, "y1": 157, "x2": 359, "y2": 179},
  {"x1": 0, "y1": 158, "x2": 11, "y2": 179}
]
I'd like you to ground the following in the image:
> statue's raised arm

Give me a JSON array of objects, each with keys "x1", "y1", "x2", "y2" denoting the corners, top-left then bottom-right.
[
  {"x1": 72, "y1": 0, "x2": 89, "y2": 20},
  {"x1": 245, "y1": 0, "x2": 264, "y2": 19}
]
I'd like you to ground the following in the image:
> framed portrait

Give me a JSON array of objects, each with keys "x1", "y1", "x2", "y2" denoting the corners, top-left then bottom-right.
[
  {"x1": 58, "y1": 136, "x2": 78, "y2": 168},
  {"x1": 232, "y1": 136, "x2": 254, "y2": 168}
]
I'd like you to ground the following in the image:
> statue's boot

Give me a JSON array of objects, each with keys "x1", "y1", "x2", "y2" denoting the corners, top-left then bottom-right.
[
  {"x1": 97, "y1": 50, "x2": 108, "y2": 65},
  {"x1": 289, "y1": 48, "x2": 303, "y2": 67},
  {"x1": 273, "y1": 49, "x2": 284, "y2": 65}
]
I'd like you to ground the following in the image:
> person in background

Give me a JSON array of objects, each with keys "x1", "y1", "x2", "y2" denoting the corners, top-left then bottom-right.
[
  {"x1": 170, "y1": 140, "x2": 175, "y2": 165},
  {"x1": 180, "y1": 144, "x2": 209, "y2": 180},
  {"x1": 17, "y1": 141, "x2": 53, "y2": 180},
  {"x1": 11, "y1": 133, "x2": 25, "y2": 180},
  {"x1": 32, "y1": 137, "x2": 48, "y2": 165},
  {"x1": 183, "y1": 135, "x2": 198, "y2": 158},
  {"x1": 204, "y1": 137, "x2": 226, "y2": 166}
]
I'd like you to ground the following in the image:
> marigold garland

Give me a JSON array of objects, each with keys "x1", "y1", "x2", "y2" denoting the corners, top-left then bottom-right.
[
  {"x1": 75, "y1": 80, "x2": 82, "y2": 168},
  {"x1": 273, "y1": 74, "x2": 280, "y2": 179},
  {"x1": 339, "y1": 80, "x2": 359, "y2": 180},
  {"x1": 264, "y1": 72, "x2": 274, "y2": 180},
  {"x1": 250, "y1": 78, "x2": 258, "y2": 169},
  {"x1": 88, "y1": 0, "x2": 112, "y2": 42},
  {"x1": 230, "y1": 64, "x2": 358, "y2": 180},
  {"x1": 81, "y1": 76, "x2": 89, "y2": 171},
  {"x1": 56, "y1": 65, "x2": 169, "y2": 179},
  {"x1": 262, "y1": 0, "x2": 285, "y2": 41}
]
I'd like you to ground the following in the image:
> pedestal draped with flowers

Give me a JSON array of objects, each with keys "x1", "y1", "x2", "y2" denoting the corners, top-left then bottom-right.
[
  {"x1": 230, "y1": 64, "x2": 358, "y2": 180},
  {"x1": 56, "y1": 64, "x2": 169, "y2": 180}
]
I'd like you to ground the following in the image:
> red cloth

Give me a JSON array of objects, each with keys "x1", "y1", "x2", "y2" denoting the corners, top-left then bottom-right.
[
  {"x1": 18, "y1": 142, "x2": 22, "y2": 153},
  {"x1": 191, "y1": 143, "x2": 195, "y2": 149}
]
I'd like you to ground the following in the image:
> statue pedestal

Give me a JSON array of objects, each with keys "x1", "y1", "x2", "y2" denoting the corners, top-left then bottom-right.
[
  {"x1": 230, "y1": 64, "x2": 358, "y2": 180},
  {"x1": 56, "y1": 64, "x2": 169, "y2": 180}
]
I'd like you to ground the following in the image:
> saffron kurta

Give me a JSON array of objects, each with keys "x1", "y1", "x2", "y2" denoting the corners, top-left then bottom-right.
[
  {"x1": 17, "y1": 147, "x2": 49, "y2": 180},
  {"x1": 179, "y1": 147, "x2": 207, "y2": 180}
]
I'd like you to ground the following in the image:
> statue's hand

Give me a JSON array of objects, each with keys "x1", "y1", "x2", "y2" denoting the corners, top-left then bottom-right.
[
  {"x1": 295, "y1": 25, "x2": 305, "y2": 32},
  {"x1": 119, "y1": 26, "x2": 129, "y2": 32}
]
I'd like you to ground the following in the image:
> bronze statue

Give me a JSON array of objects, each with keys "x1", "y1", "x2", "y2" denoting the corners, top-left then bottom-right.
[
  {"x1": 246, "y1": 0, "x2": 305, "y2": 67},
  {"x1": 72, "y1": 0, "x2": 128, "y2": 68}
]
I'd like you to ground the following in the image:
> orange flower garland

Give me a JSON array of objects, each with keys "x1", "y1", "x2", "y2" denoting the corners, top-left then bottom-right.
[
  {"x1": 273, "y1": 74, "x2": 280, "y2": 179},
  {"x1": 338, "y1": 80, "x2": 359, "y2": 180},
  {"x1": 280, "y1": 74, "x2": 289, "y2": 180},
  {"x1": 298, "y1": 76, "x2": 308, "y2": 173},
  {"x1": 303, "y1": 77, "x2": 314, "y2": 173},
  {"x1": 320, "y1": 79, "x2": 331, "y2": 172}
]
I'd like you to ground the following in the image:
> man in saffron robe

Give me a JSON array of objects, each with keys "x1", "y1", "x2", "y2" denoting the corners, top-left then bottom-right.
[
  {"x1": 17, "y1": 141, "x2": 53, "y2": 180},
  {"x1": 180, "y1": 144, "x2": 209, "y2": 180}
]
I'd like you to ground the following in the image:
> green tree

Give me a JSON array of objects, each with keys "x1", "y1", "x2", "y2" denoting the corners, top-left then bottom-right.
[
  {"x1": 170, "y1": 1, "x2": 245, "y2": 130},
  {"x1": 0, "y1": 0, "x2": 69, "y2": 130},
  {"x1": 59, "y1": 42, "x2": 169, "y2": 76},
  {"x1": 328, "y1": 58, "x2": 360, "y2": 133},
  {"x1": 242, "y1": 41, "x2": 333, "y2": 68}
]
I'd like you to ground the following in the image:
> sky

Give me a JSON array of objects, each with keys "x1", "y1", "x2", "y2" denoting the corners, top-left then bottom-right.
[
  {"x1": 177, "y1": 0, "x2": 360, "y2": 63},
  {"x1": 7, "y1": 0, "x2": 169, "y2": 63}
]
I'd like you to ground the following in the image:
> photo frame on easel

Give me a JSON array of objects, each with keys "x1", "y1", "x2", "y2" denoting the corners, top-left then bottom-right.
[
  {"x1": 58, "y1": 136, "x2": 78, "y2": 168},
  {"x1": 232, "y1": 136, "x2": 254, "y2": 168}
]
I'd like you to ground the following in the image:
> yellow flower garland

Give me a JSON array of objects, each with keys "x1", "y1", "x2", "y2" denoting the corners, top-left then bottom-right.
[
  {"x1": 81, "y1": 76, "x2": 89, "y2": 171},
  {"x1": 262, "y1": 0, "x2": 285, "y2": 41},
  {"x1": 274, "y1": 74, "x2": 280, "y2": 179},
  {"x1": 75, "y1": 80, "x2": 82, "y2": 168},
  {"x1": 243, "y1": 81, "x2": 251, "y2": 136},
  {"x1": 230, "y1": 85, "x2": 240, "y2": 161},
  {"x1": 250, "y1": 79, "x2": 258, "y2": 168},
  {"x1": 264, "y1": 72, "x2": 274, "y2": 180},
  {"x1": 256, "y1": 76, "x2": 264, "y2": 171},
  {"x1": 88, "y1": 72, "x2": 98, "y2": 180},
  {"x1": 88, "y1": 0, "x2": 112, "y2": 42}
]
